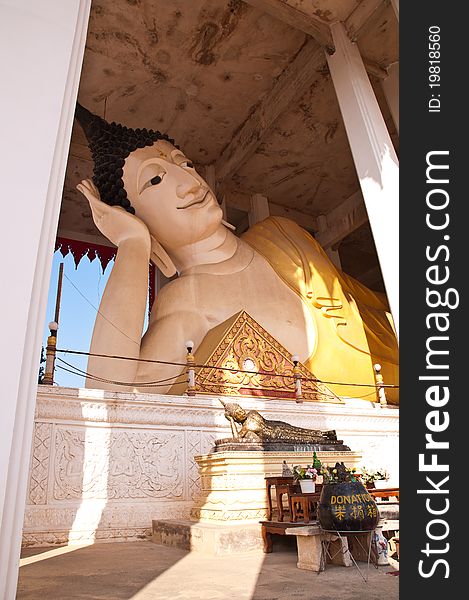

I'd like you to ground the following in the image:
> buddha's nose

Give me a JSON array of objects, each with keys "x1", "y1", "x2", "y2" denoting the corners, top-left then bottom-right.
[{"x1": 176, "y1": 181, "x2": 200, "y2": 199}]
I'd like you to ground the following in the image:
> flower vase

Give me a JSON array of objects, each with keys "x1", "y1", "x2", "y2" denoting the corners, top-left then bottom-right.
[
  {"x1": 300, "y1": 479, "x2": 316, "y2": 493},
  {"x1": 374, "y1": 479, "x2": 388, "y2": 489}
]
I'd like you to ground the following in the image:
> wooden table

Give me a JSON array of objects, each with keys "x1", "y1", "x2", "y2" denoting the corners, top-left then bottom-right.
[
  {"x1": 265, "y1": 476, "x2": 299, "y2": 521},
  {"x1": 290, "y1": 492, "x2": 321, "y2": 523},
  {"x1": 370, "y1": 487, "x2": 400, "y2": 502}
]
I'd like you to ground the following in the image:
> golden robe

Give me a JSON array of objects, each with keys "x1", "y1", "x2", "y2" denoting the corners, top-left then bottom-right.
[{"x1": 242, "y1": 217, "x2": 399, "y2": 404}]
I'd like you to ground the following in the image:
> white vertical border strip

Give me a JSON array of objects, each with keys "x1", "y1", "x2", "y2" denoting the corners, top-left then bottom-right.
[
  {"x1": 382, "y1": 62, "x2": 399, "y2": 135},
  {"x1": 0, "y1": 1, "x2": 91, "y2": 597},
  {"x1": 327, "y1": 22, "x2": 400, "y2": 337}
]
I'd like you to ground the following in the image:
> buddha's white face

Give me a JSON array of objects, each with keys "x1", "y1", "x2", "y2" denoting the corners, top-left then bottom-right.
[{"x1": 122, "y1": 140, "x2": 222, "y2": 249}]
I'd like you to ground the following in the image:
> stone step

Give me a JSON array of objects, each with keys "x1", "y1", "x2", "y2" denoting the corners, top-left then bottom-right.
[{"x1": 151, "y1": 519, "x2": 264, "y2": 555}]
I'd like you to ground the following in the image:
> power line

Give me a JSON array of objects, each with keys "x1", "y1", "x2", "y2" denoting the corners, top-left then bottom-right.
[
  {"x1": 63, "y1": 273, "x2": 140, "y2": 347},
  {"x1": 59, "y1": 273, "x2": 398, "y2": 391},
  {"x1": 56, "y1": 360, "x2": 187, "y2": 388},
  {"x1": 55, "y1": 347, "x2": 399, "y2": 390},
  {"x1": 57, "y1": 356, "x2": 185, "y2": 386}
]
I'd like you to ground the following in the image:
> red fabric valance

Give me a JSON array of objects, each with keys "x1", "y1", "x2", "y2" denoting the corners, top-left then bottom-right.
[
  {"x1": 55, "y1": 237, "x2": 117, "y2": 272},
  {"x1": 55, "y1": 236, "x2": 156, "y2": 318}
]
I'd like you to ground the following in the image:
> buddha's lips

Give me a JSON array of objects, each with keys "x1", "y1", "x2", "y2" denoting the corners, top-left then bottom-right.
[{"x1": 177, "y1": 189, "x2": 210, "y2": 209}]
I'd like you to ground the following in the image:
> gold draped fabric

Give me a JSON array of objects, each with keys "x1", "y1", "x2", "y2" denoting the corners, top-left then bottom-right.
[{"x1": 242, "y1": 217, "x2": 399, "y2": 404}]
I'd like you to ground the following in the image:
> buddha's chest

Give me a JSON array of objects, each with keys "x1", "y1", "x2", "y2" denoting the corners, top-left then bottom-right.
[{"x1": 184, "y1": 256, "x2": 317, "y2": 361}]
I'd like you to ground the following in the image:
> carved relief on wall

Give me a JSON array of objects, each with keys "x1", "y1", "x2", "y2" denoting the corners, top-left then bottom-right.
[
  {"x1": 186, "y1": 430, "x2": 219, "y2": 500},
  {"x1": 28, "y1": 423, "x2": 52, "y2": 505},
  {"x1": 190, "y1": 311, "x2": 340, "y2": 402},
  {"x1": 53, "y1": 427, "x2": 184, "y2": 500}
]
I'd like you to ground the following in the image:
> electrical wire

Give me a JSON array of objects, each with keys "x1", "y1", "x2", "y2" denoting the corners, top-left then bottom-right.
[
  {"x1": 55, "y1": 362, "x2": 380, "y2": 402},
  {"x1": 56, "y1": 357, "x2": 187, "y2": 388},
  {"x1": 57, "y1": 356, "x2": 183, "y2": 386},
  {"x1": 63, "y1": 273, "x2": 140, "y2": 347},
  {"x1": 55, "y1": 347, "x2": 399, "y2": 389},
  {"x1": 60, "y1": 270, "x2": 398, "y2": 391},
  {"x1": 56, "y1": 363, "x2": 187, "y2": 389}
]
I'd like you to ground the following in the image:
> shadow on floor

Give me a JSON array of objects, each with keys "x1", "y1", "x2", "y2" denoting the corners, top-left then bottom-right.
[{"x1": 17, "y1": 539, "x2": 399, "y2": 600}]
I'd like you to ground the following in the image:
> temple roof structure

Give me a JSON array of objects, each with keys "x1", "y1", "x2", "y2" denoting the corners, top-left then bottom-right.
[{"x1": 60, "y1": 0, "x2": 398, "y2": 291}]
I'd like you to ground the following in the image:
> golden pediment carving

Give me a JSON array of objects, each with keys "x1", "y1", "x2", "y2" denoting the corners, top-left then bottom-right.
[{"x1": 170, "y1": 310, "x2": 341, "y2": 403}]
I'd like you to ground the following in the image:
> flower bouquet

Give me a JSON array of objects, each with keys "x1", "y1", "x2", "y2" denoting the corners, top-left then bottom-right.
[
  {"x1": 361, "y1": 467, "x2": 389, "y2": 488},
  {"x1": 292, "y1": 465, "x2": 319, "y2": 493}
]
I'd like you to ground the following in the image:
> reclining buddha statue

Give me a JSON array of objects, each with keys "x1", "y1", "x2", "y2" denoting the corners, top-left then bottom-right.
[
  {"x1": 75, "y1": 104, "x2": 399, "y2": 403},
  {"x1": 220, "y1": 400, "x2": 339, "y2": 444}
]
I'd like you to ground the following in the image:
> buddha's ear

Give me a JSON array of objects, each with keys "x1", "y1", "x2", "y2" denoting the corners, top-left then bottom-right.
[{"x1": 150, "y1": 235, "x2": 177, "y2": 277}]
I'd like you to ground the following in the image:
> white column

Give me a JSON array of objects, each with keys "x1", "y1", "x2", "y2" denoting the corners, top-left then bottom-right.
[
  {"x1": 248, "y1": 193, "x2": 270, "y2": 227},
  {"x1": 327, "y1": 23, "x2": 399, "y2": 337},
  {"x1": 316, "y1": 214, "x2": 342, "y2": 269},
  {"x1": 0, "y1": 1, "x2": 91, "y2": 597},
  {"x1": 382, "y1": 62, "x2": 399, "y2": 134},
  {"x1": 325, "y1": 247, "x2": 342, "y2": 270}
]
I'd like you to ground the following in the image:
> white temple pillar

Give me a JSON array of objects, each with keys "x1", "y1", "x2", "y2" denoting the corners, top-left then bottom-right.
[
  {"x1": 248, "y1": 193, "x2": 270, "y2": 227},
  {"x1": 0, "y1": 1, "x2": 90, "y2": 597},
  {"x1": 382, "y1": 62, "x2": 399, "y2": 134},
  {"x1": 316, "y1": 215, "x2": 342, "y2": 269},
  {"x1": 325, "y1": 247, "x2": 342, "y2": 270},
  {"x1": 327, "y1": 23, "x2": 399, "y2": 337}
]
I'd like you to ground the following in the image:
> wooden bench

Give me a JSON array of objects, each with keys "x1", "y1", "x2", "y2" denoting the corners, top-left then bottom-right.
[
  {"x1": 285, "y1": 524, "x2": 352, "y2": 572},
  {"x1": 285, "y1": 519, "x2": 399, "y2": 572},
  {"x1": 259, "y1": 520, "x2": 308, "y2": 553}
]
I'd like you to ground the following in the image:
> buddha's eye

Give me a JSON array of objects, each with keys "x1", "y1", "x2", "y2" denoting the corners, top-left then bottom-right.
[
  {"x1": 140, "y1": 170, "x2": 166, "y2": 194},
  {"x1": 181, "y1": 160, "x2": 194, "y2": 169}
]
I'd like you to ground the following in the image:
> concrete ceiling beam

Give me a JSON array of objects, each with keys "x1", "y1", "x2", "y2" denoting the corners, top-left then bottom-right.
[
  {"x1": 223, "y1": 190, "x2": 318, "y2": 231},
  {"x1": 345, "y1": 0, "x2": 390, "y2": 42},
  {"x1": 215, "y1": 38, "x2": 324, "y2": 183},
  {"x1": 315, "y1": 190, "x2": 367, "y2": 249},
  {"x1": 242, "y1": 0, "x2": 334, "y2": 51},
  {"x1": 363, "y1": 59, "x2": 389, "y2": 81},
  {"x1": 214, "y1": 1, "x2": 393, "y2": 187}
]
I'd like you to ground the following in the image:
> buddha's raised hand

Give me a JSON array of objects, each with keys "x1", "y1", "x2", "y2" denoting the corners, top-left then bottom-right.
[{"x1": 77, "y1": 179, "x2": 151, "y2": 251}]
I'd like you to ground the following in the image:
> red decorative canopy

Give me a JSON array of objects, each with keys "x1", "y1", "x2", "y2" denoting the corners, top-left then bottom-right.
[
  {"x1": 55, "y1": 237, "x2": 116, "y2": 272},
  {"x1": 54, "y1": 236, "x2": 156, "y2": 316}
]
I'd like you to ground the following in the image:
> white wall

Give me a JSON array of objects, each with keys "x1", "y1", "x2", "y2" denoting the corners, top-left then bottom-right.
[
  {"x1": 23, "y1": 387, "x2": 399, "y2": 545},
  {"x1": 0, "y1": 1, "x2": 90, "y2": 597}
]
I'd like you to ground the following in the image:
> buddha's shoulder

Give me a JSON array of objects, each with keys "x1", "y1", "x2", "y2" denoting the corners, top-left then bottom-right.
[{"x1": 155, "y1": 274, "x2": 195, "y2": 301}]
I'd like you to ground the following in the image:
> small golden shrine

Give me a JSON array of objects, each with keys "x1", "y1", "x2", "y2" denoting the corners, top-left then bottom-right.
[{"x1": 170, "y1": 310, "x2": 341, "y2": 403}]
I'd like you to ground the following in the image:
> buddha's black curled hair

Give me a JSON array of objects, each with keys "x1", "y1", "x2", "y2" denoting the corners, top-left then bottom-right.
[{"x1": 75, "y1": 103, "x2": 177, "y2": 214}]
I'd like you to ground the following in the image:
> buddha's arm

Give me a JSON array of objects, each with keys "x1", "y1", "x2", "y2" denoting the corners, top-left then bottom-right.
[
  {"x1": 226, "y1": 416, "x2": 240, "y2": 439},
  {"x1": 135, "y1": 299, "x2": 211, "y2": 392},
  {"x1": 78, "y1": 180, "x2": 151, "y2": 389},
  {"x1": 86, "y1": 237, "x2": 150, "y2": 389}
]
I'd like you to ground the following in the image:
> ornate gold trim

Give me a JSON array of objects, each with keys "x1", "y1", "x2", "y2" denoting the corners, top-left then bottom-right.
[{"x1": 192, "y1": 311, "x2": 342, "y2": 403}]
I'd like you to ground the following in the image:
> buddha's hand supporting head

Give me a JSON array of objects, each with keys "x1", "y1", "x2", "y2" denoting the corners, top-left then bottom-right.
[{"x1": 77, "y1": 179, "x2": 151, "y2": 251}]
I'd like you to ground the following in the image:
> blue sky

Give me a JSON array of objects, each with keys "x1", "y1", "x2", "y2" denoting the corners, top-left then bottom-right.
[{"x1": 42, "y1": 251, "x2": 113, "y2": 388}]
